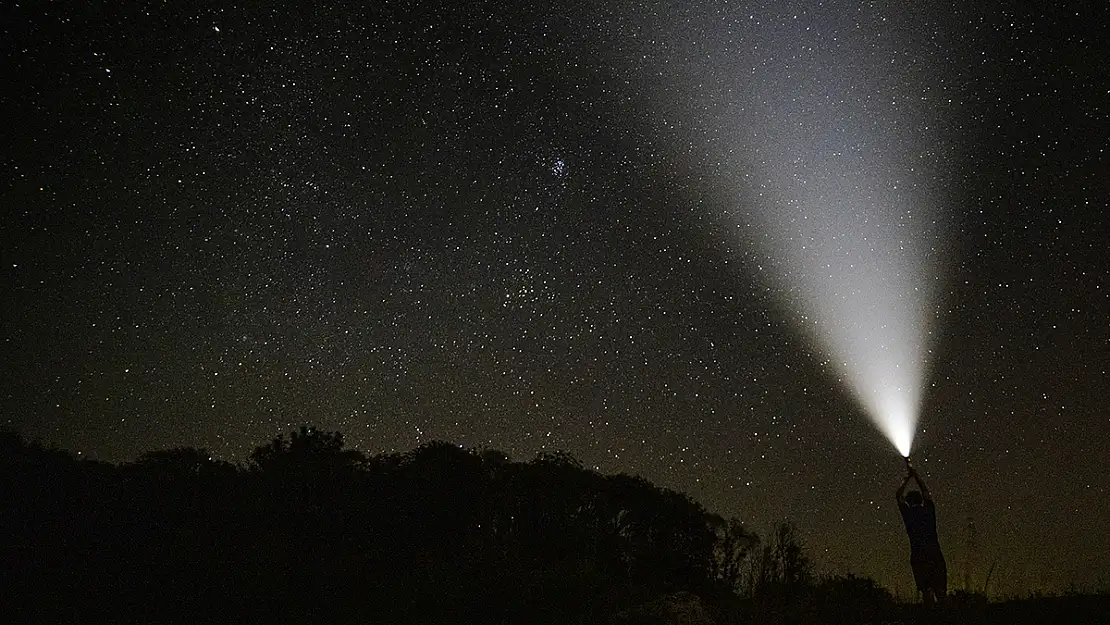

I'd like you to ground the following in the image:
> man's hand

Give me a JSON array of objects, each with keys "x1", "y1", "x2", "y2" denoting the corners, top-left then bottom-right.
[
  {"x1": 908, "y1": 466, "x2": 932, "y2": 501},
  {"x1": 896, "y1": 472, "x2": 913, "y2": 501}
]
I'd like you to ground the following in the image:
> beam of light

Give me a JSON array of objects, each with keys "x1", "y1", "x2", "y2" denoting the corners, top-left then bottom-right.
[
  {"x1": 722, "y1": 7, "x2": 953, "y2": 458},
  {"x1": 616, "y1": 2, "x2": 961, "y2": 456},
  {"x1": 747, "y1": 147, "x2": 941, "y2": 459}
]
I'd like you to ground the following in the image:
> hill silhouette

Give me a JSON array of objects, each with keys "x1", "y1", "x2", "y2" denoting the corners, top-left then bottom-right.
[{"x1": 2, "y1": 427, "x2": 1106, "y2": 624}]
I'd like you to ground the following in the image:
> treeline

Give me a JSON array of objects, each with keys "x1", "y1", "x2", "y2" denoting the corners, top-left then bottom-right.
[{"x1": 2, "y1": 427, "x2": 893, "y2": 624}]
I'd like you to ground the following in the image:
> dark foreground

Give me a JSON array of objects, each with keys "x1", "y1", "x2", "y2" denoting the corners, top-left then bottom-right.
[
  {"x1": 967, "y1": 595, "x2": 1110, "y2": 625},
  {"x1": 619, "y1": 591, "x2": 1110, "y2": 625},
  {"x1": 4, "y1": 429, "x2": 1107, "y2": 624}
]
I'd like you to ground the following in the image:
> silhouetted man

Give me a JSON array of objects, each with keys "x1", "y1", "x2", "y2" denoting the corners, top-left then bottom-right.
[{"x1": 897, "y1": 463, "x2": 947, "y2": 609}]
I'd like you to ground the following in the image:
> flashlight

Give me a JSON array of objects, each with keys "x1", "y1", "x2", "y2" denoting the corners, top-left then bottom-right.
[{"x1": 904, "y1": 456, "x2": 913, "y2": 473}]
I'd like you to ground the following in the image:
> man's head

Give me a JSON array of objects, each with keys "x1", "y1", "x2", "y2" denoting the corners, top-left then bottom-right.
[{"x1": 905, "y1": 490, "x2": 924, "y2": 506}]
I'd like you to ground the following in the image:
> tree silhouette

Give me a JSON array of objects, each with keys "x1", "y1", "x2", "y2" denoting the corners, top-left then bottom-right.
[
  {"x1": 248, "y1": 425, "x2": 367, "y2": 476},
  {"x1": 6, "y1": 425, "x2": 994, "y2": 625},
  {"x1": 712, "y1": 514, "x2": 760, "y2": 595}
]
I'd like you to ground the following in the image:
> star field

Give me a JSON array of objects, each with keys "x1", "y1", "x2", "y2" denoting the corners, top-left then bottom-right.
[{"x1": 2, "y1": 0, "x2": 1107, "y2": 595}]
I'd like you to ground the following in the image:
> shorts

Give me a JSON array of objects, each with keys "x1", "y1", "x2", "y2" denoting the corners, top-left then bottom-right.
[{"x1": 910, "y1": 545, "x2": 948, "y2": 595}]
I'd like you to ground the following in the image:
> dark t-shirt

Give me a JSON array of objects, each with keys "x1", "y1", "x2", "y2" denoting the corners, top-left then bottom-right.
[{"x1": 898, "y1": 497, "x2": 940, "y2": 549}]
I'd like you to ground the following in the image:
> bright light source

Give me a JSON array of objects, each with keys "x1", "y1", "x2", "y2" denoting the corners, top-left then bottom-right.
[
  {"x1": 803, "y1": 270, "x2": 928, "y2": 457},
  {"x1": 873, "y1": 394, "x2": 916, "y2": 458}
]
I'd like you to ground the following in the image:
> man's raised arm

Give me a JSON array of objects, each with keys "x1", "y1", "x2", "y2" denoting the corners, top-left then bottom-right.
[
  {"x1": 896, "y1": 473, "x2": 913, "y2": 504},
  {"x1": 910, "y1": 466, "x2": 932, "y2": 501}
]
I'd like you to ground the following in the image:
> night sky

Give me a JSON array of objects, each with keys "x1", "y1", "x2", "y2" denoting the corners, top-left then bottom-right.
[{"x1": 3, "y1": 1, "x2": 1107, "y2": 596}]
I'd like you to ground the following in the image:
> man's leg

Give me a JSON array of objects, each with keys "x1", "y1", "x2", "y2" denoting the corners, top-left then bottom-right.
[{"x1": 922, "y1": 588, "x2": 936, "y2": 611}]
